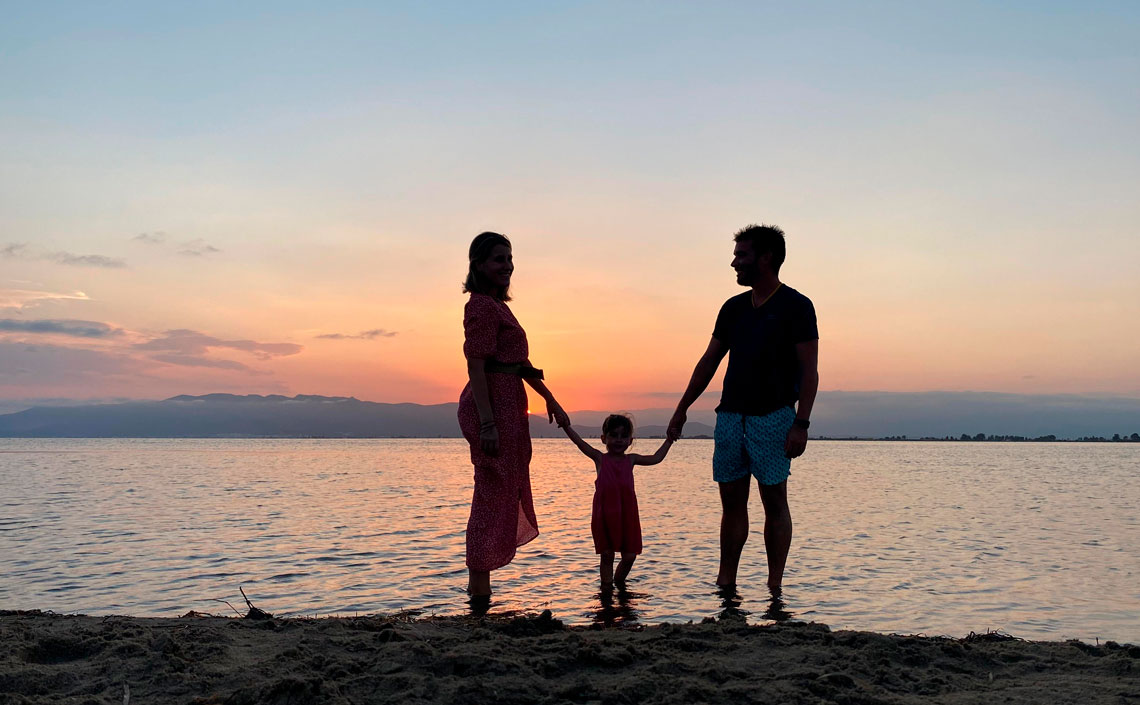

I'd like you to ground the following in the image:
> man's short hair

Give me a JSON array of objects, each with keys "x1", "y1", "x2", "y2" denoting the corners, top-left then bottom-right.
[{"x1": 734, "y1": 224, "x2": 786, "y2": 275}]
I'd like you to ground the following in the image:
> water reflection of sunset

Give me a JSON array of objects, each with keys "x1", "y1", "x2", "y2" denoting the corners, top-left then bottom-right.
[{"x1": 3, "y1": 438, "x2": 1137, "y2": 643}]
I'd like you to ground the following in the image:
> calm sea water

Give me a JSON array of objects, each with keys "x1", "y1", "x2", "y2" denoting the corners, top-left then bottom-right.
[{"x1": 1, "y1": 439, "x2": 1137, "y2": 642}]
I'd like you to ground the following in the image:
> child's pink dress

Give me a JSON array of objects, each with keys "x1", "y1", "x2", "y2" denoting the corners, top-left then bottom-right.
[{"x1": 591, "y1": 454, "x2": 643, "y2": 555}]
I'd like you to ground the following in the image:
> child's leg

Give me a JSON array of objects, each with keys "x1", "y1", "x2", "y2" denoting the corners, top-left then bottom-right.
[
  {"x1": 599, "y1": 552, "x2": 615, "y2": 586},
  {"x1": 614, "y1": 552, "x2": 637, "y2": 585}
]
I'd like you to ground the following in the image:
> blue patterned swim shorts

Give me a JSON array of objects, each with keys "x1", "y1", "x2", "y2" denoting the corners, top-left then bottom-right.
[{"x1": 713, "y1": 406, "x2": 796, "y2": 485}]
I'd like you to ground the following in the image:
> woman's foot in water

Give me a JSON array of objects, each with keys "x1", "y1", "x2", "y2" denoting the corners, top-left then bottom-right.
[{"x1": 467, "y1": 593, "x2": 491, "y2": 616}]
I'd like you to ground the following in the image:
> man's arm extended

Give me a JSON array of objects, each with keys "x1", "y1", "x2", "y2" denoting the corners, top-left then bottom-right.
[
  {"x1": 667, "y1": 336, "x2": 728, "y2": 440},
  {"x1": 784, "y1": 339, "x2": 819, "y2": 459}
]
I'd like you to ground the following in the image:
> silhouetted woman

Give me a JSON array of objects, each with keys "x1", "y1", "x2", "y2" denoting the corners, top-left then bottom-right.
[{"x1": 458, "y1": 232, "x2": 569, "y2": 598}]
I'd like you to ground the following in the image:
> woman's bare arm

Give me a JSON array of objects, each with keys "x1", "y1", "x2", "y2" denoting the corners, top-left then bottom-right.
[
  {"x1": 523, "y1": 359, "x2": 569, "y2": 427},
  {"x1": 467, "y1": 358, "x2": 498, "y2": 456}
]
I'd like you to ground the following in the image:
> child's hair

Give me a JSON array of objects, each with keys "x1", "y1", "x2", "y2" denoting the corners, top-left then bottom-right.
[{"x1": 601, "y1": 413, "x2": 634, "y2": 438}]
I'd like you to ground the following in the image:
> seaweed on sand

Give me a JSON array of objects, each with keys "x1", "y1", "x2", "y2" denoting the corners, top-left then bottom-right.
[{"x1": 961, "y1": 629, "x2": 1020, "y2": 643}]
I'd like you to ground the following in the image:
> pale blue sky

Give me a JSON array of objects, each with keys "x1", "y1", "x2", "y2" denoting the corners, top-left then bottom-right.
[{"x1": 2, "y1": 2, "x2": 1138, "y2": 406}]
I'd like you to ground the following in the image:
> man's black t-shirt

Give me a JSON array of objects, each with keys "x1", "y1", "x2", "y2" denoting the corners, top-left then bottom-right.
[{"x1": 713, "y1": 285, "x2": 818, "y2": 416}]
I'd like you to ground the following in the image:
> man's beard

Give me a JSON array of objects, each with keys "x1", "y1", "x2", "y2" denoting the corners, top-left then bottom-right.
[{"x1": 736, "y1": 266, "x2": 760, "y2": 286}]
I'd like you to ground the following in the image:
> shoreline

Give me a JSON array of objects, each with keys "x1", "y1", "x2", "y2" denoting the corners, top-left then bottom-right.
[
  {"x1": 4, "y1": 436, "x2": 1140, "y2": 442},
  {"x1": 3, "y1": 610, "x2": 1136, "y2": 704}
]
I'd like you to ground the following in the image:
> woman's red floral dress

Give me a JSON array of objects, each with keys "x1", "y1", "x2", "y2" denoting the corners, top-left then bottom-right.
[{"x1": 457, "y1": 293, "x2": 539, "y2": 571}]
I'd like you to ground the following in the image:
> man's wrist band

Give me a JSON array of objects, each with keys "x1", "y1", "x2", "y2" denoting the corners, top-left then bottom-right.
[{"x1": 793, "y1": 418, "x2": 810, "y2": 429}]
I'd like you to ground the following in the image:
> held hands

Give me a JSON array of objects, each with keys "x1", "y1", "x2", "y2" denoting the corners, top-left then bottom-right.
[
  {"x1": 547, "y1": 400, "x2": 570, "y2": 428},
  {"x1": 666, "y1": 410, "x2": 686, "y2": 441},
  {"x1": 784, "y1": 425, "x2": 808, "y2": 459}
]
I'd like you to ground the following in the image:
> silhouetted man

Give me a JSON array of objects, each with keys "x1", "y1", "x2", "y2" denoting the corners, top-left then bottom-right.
[{"x1": 668, "y1": 224, "x2": 819, "y2": 593}]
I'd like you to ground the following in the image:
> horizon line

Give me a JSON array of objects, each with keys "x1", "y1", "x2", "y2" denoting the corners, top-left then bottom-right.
[{"x1": 4, "y1": 388, "x2": 1140, "y2": 413}]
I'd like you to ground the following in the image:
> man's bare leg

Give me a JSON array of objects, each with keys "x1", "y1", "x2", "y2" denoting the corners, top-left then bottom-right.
[
  {"x1": 759, "y1": 480, "x2": 792, "y2": 593},
  {"x1": 716, "y1": 475, "x2": 752, "y2": 586}
]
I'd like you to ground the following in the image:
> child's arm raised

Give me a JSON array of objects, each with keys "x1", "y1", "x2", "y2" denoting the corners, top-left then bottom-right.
[
  {"x1": 631, "y1": 437, "x2": 675, "y2": 466},
  {"x1": 563, "y1": 424, "x2": 604, "y2": 462}
]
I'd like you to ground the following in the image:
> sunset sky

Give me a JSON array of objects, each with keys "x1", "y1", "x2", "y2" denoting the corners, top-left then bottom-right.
[{"x1": 2, "y1": 2, "x2": 1138, "y2": 413}]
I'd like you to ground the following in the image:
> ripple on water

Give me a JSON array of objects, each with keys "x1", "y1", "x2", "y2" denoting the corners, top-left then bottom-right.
[{"x1": 0, "y1": 439, "x2": 1138, "y2": 642}]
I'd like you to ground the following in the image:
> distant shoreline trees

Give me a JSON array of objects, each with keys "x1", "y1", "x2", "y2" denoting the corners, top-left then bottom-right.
[{"x1": 810, "y1": 432, "x2": 1140, "y2": 442}]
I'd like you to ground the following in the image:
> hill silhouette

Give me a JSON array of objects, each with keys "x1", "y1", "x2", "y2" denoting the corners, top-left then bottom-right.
[
  {"x1": 0, "y1": 394, "x2": 713, "y2": 439},
  {"x1": 0, "y1": 392, "x2": 1137, "y2": 439}
]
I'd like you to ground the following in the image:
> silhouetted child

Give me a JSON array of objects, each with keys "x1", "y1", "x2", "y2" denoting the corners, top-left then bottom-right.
[{"x1": 563, "y1": 414, "x2": 674, "y2": 587}]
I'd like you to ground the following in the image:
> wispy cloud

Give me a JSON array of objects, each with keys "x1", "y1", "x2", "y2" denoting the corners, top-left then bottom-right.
[
  {"x1": 4, "y1": 242, "x2": 127, "y2": 268},
  {"x1": 45, "y1": 251, "x2": 127, "y2": 268},
  {"x1": 0, "y1": 318, "x2": 122, "y2": 338},
  {"x1": 130, "y1": 232, "x2": 220, "y2": 257},
  {"x1": 0, "y1": 341, "x2": 148, "y2": 384},
  {"x1": 0, "y1": 288, "x2": 90, "y2": 311},
  {"x1": 134, "y1": 330, "x2": 298, "y2": 375},
  {"x1": 178, "y1": 239, "x2": 222, "y2": 257},
  {"x1": 0, "y1": 327, "x2": 295, "y2": 397},
  {"x1": 149, "y1": 353, "x2": 266, "y2": 374},
  {"x1": 135, "y1": 329, "x2": 302, "y2": 360},
  {"x1": 133, "y1": 231, "x2": 167, "y2": 244},
  {"x1": 316, "y1": 328, "x2": 398, "y2": 340}
]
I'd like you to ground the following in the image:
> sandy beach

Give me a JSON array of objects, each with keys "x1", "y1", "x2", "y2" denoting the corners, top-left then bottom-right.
[{"x1": 2, "y1": 609, "x2": 1136, "y2": 704}]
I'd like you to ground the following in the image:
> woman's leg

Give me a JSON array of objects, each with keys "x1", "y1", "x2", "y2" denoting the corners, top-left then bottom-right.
[
  {"x1": 614, "y1": 552, "x2": 637, "y2": 585},
  {"x1": 464, "y1": 462, "x2": 508, "y2": 594},
  {"x1": 468, "y1": 569, "x2": 491, "y2": 596}
]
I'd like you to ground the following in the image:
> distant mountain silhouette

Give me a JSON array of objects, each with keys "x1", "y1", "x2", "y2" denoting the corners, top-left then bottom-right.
[
  {"x1": 0, "y1": 391, "x2": 1136, "y2": 439},
  {"x1": 0, "y1": 394, "x2": 711, "y2": 438},
  {"x1": 0, "y1": 394, "x2": 454, "y2": 438},
  {"x1": 810, "y1": 391, "x2": 1140, "y2": 440}
]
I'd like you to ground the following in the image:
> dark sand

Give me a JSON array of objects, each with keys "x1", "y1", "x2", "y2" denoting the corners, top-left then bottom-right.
[{"x1": 2, "y1": 610, "x2": 1137, "y2": 704}]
